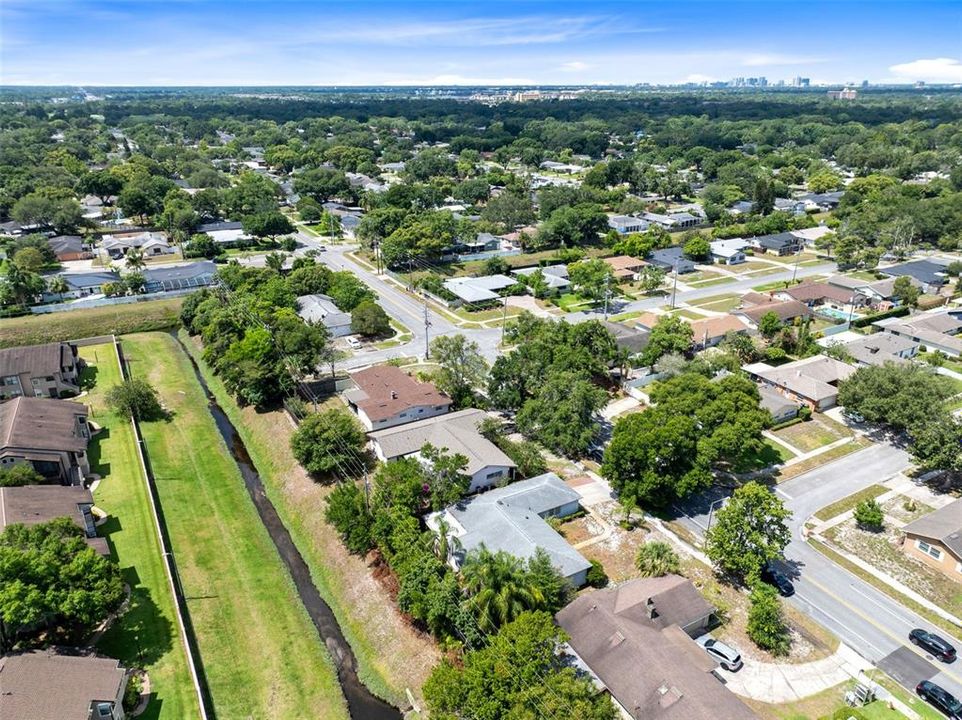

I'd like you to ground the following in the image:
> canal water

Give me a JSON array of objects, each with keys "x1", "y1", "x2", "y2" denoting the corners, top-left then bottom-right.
[{"x1": 175, "y1": 337, "x2": 403, "y2": 720}]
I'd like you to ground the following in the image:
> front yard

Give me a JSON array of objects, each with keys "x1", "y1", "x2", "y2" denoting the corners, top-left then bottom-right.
[
  {"x1": 772, "y1": 414, "x2": 852, "y2": 454},
  {"x1": 81, "y1": 344, "x2": 199, "y2": 720}
]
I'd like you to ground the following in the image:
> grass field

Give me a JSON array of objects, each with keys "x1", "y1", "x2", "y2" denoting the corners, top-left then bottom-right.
[
  {"x1": 180, "y1": 330, "x2": 439, "y2": 708},
  {"x1": 80, "y1": 344, "x2": 200, "y2": 720},
  {"x1": 0, "y1": 298, "x2": 182, "y2": 348},
  {"x1": 813, "y1": 484, "x2": 888, "y2": 521},
  {"x1": 688, "y1": 293, "x2": 742, "y2": 312},
  {"x1": 123, "y1": 333, "x2": 348, "y2": 720}
]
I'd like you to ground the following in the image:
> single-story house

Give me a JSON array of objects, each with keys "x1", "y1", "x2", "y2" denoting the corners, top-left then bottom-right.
[
  {"x1": 797, "y1": 191, "x2": 844, "y2": 211},
  {"x1": 827, "y1": 274, "x2": 924, "y2": 306},
  {"x1": 777, "y1": 282, "x2": 859, "y2": 308},
  {"x1": 690, "y1": 315, "x2": 750, "y2": 350},
  {"x1": 368, "y1": 408, "x2": 515, "y2": 492},
  {"x1": 729, "y1": 200, "x2": 755, "y2": 215},
  {"x1": 902, "y1": 499, "x2": 962, "y2": 583},
  {"x1": 608, "y1": 215, "x2": 649, "y2": 235},
  {"x1": 427, "y1": 472, "x2": 591, "y2": 586},
  {"x1": 875, "y1": 312, "x2": 962, "y2": 357},
  {"x1": 0, "y1": 485, "x2": 108, "y2": 555},
  {"x1": 50, "y1": 270, "x2": 121, "y2": 300},
  {"x1": 296, "y1": 294, "x2": 352, "y2": 338},
  {"x1": 443, "y1": 274, "x2": 516, "y2": 304},
  {"x1": 879, "y1": 260, "x2": 950, "y2": 294},
  {"x1": 0, "y1": 397, "x2": 92, "y2": 484},
  {"x1": 0, "y1": 651, "x2": 128, "y2": 720},
  {"x1": 557, "y1": 576, "x2": 758, "y2": 720},
  {"x1": 0, "y1": 341, "x2": 82, "y2": 400},
  {"x1": 47, "y1": 235, "x2": 92, "y2": 262},
  {"x1": 759, "y1": 386, "x2": 801, "y2": 424},
  {"x1": 512, "y1": 264, "x2": 571, "y2": 293},
  {"x1": 744, "y1": 355, "x2": 856, "y2": 411},
  {"x1": 791, "y1": 226, "x2": 834, "y2": 247},
  {"x1": 668, "y1": 211, "x2": 700, "y2": 228},
  {"x1": 143, "y1": 261, "x2": 217, "y2": 293},
  {"x1": 604, "y1": 321, "x2": 650, "y2": 355},
  {"x1": 774, "y1": 198, "x2": 807, "y2": 215},
  {"x1": 735, "y1": 299, "x2": 813, "y2": 328},
  {"x1": 344, "y1": 365, "x2": 451, "y2": 431},
  {"x1": 751, "y1": 232, "x2": 803, "y2": 256},
  {"x1": 603, "y1": 255, "x2": 648, "y2": 281},
  {"x1": 540, "y1": 160, "x2": 582, "y2": 174},
  {"x1": 709, "y1": 238, "x2": 749, "y2": 265},
  {"x1": 649, "y1": 247, "x2": 695, "y2": 274},
  {"x1": 844, "y1": 333, "x2": 919, "y2": 367},
  {"x1": 100, "y1": 232, "x2": 173, "y2": 259},
  {"x1": 196, "y1": 221, "x2": 252, "y2": 247}
]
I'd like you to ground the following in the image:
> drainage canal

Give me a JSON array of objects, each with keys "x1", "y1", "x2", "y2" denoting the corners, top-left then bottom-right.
[{"x1": 175, "y1": 336, "x2": 402, "y2": 720}]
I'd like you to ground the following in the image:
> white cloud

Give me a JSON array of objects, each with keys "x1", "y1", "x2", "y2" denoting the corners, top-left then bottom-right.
[
  {"x1": 560, "y1": 61, "x2": 590, "y2": 72},
  {"x1": 888, "y1": 57, "x2": 962, "y2": 83}
]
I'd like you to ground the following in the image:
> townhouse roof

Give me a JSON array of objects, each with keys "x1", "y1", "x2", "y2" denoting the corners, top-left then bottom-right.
[
  {"x1": 346, "y1": 365, "x2": 451, "y2": 423},
  {"x1": 0, "y1": 485, "x2": 94, "y2": 533},
  {"x1": 556, "y1": 577, "x2": 757, "y2": 720},
  {"x1": 0, "y1": 651, "x2": 127, "y2": 720},
  {"x1": 902, "y1": 499, "x2": 962, "y2": 560},
  {"x1": 0, "y1": 397, "x2": 89, "y2": 453},
  {"x1": 368, "y1": 408, "x2": 514, "y2": 477},
  {"x1": 744, "y1": 355, "x2": 855, "y2": 403},
  {"x1": 440, "y1": 472, "x2": 590, "y2": 579},
  {"x1": 0, "y1": 342, "x2": 73, "y2": 379}
]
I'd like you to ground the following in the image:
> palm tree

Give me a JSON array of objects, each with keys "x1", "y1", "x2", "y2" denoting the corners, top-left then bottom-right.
[
  {"x1": 47, "y1": 275, "x2": 69, "y2": 302},
  {"x1": 432, "y1": 517, "x2": 462, "y2": 565},
  {"x1": 635, "y1": 541, "x2": 680, "y2": 577},
  {"x1": 265, "y1": 252, "x2": 286, "y2": 272},
  {"x1": 461, "y1": 546, "x2": 545, "y2": 633},
  {"x1": 125, "y1": 247, "x2": 146, "y2": 271}
]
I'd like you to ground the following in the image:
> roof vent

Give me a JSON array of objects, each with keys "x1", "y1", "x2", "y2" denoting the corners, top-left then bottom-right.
[{"x1": 390, "y1": 391, "x2": 398, "y2": 399}]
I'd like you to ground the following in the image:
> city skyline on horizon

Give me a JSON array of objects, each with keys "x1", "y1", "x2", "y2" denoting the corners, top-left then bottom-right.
[{"x1": 2, "y1": 0, "x2": 961, "y2": 87}]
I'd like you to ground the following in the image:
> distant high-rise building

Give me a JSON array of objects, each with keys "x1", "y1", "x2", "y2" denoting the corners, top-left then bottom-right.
[
  {"x1": 791, "y1": 76, "x2": 811, "y2": 88},
  {"x1": 861, "y1": 80, "x2": 869, "y2": 88}
]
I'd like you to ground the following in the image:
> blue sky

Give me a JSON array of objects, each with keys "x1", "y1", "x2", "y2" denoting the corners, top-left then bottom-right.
[{"x1": 2, "y1": 0, "x2": 961, "y2": 86}]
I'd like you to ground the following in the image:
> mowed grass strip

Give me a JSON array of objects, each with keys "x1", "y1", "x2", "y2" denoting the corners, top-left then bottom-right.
[
  {"x1": 0, "y1": 298, "x2": 183, "y2": 348},
  {"x1": 80, "y1": 344, "x2": 200, "y2": 720},
  {"x1": 123, "y1": 332, "x2": 348, "y2": 720}
]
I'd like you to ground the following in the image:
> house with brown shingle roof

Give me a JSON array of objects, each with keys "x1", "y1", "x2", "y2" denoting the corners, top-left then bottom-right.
[
  {"x1": 343, "y1": 365, "x2": 452, "y2": 431},
  {"x1": 0, "y1": 485, "x2": 108, "y2": 555},
  {"x1": 603, "y1": 255, "x2": 648, "y2": 281},
  {"x1": 0, "y1": 651, "x2": 128, "y2": 720},
  {"x1": 744, "y1": 355, "x2": 855, "y2": 410},
  {"x1": 690, "y1": 315, "x2": 750, "y2": 350},
  {"x1": 0, "y1": 397, "x2": 91, "y2": 484},
  {"x1": 556, "y1": 575, "x2": 757, "y2": 720},
  {"x1": 735, "y1": 299, "x2": 812, "y2": 329},
  {"x1": 777, "y1": 282, "x2": 859, "y2": 308},
  {"x1": 0, "y1": 342, "x2": 82, "y2": 400}
]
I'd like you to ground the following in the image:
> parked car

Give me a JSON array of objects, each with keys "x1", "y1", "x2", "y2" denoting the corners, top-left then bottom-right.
[
  {"x1": 843, "y1": 409, "x2": 865, "y2": 424},
  {"x1": 346, "y1": 337, "x2": 362, "y2": 350},
  {"x1": 916, "y1": 680, "x2": 962, "y2": 718},
  {"x1": 316, "y1": 245, "x2": 327, "y2": 252},
  {"x1": 761, "y1": 564, "x2": 796, "y2": 597},
  {"x1": 697, "y1": 637, "x2": 743, "y2": 672},
  {"x1": 910, "y1": 629, "x2": 957, "y2": 662}
]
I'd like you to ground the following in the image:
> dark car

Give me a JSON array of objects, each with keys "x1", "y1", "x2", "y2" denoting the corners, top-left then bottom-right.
[
  {"x1": 761, "y1": 564, "x2": 795, "y2": 597},
  {"x1": 910, "y1": 629, "x2": 957, "y2": 662},
  {"x1": 916, "y1": 680, "x2": 962, "y2": 718}
]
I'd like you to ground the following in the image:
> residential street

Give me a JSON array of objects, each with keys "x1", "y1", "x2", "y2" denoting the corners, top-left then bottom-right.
[{"x1": 675, "y1": 443, "x2": 962, "y2": 700}]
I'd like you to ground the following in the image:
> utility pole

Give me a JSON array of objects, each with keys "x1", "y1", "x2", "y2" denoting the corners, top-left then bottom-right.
[
  {"x1": 603, "y1": 274, "x2": 611, "y2": 320},
  {"x1": 501, "y1": 296, "x2": 508, "y2": 344},
  {"x1": 670, "y1": 261, "x2": 679, "y2": 309},
  {"x1": 791, "y1": 250, "x2": 801, "y2": 285},
  {"x1": 423, "y1": 303, "x2": 431, "y2": 360}
]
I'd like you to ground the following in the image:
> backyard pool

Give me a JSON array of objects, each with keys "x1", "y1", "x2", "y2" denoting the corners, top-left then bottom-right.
[{"x1": 816, "y1": 306, "x2": 857, "y2": 322}]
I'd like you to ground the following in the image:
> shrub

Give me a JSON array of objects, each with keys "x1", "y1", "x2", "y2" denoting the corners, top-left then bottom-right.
[
  {"x1": 747, "y1": 582, "x2": 790, "y2": 656},
  {"x1": 106, "y1": 378, "x2": 164, "y2": 420},
  {"x1": 0, "y1": 464, "x2": 45, "y2": 487},
  {"x1": 123, "y1": 674, "x2": 143, "y2": 711},
  {"x1": 290, "y1": 408, "x2": 367, "y2": 478},
  {"x1": 853, "y1": 499, "x2": 884, "y2": 531},
  {"x1": 635, "y1": 541, "x2": 681, "y2": 577},
  {"x1": 586, "y1": 559, "x2": 608, "y2": 588},
  {"x1": 798, "y1": 406, "x2": 812, "y2": 421}
]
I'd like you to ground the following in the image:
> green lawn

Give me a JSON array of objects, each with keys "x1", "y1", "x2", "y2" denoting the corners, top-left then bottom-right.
[
  {"x1": 669, "y1": 308, "x2": 705, "y2": 320},
  {"x1": 688, "y1": 293, "x2": 742, "y2": 312},
  {"x1": 80, "y1": 344, "x2": 200, "y2": 720},
  {"x1": 123, "y1": 333, "x2": 349, "y2": 720},
  {"x1": 773, "y1": 416, "x2": 850, "y2": 453},
  {"x1": 730, "y1": 438, "x2": 793, "y2": 473},
  {"x1": 813, "y1": 484, "x2": 889, "y2": 521}
]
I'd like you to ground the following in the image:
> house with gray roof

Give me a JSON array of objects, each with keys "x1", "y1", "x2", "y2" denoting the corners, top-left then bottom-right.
[
  {"x1": 368, "y1": 408, "x2": 514, "y2": 492},
  {"x1": 296, "y1": 294, "x2": 352, "y2": 337},
  {"x1": 649, "y1": 247, "x2": 695, "y2": 274},
  {"x1": 608, "y1": 215, "x2": 649, "y2": 235},
  {"x1": 443, "y1": 274, "x2": 516, "y2": 304},
  {"x1": 0, "y1": 342, "x2": 81, "y2": 400},
  {"x1": 143, "y1": 261, "x2": 217, "y2": 292},
  {"x1": 879, "y1": 260, "x2": 950, "y2": 293},
  {"x1": 556, "y1": 576, "x2": 758, "y2": 720},
  {"x1": 758, "y1": 386, "x2": 800, "y2": 424},
  {"x1": 709, "y1": 238, "x2": 749, "y2": 265},
  {"x1": 512, "y1": 264, "x2": 571, "y2": 292},
  {"x1": 875, "y1": 311, "x2": 962, "y2": 357},
  {"x1": 48, "y1": 271, "x2": 120, "y2": 300},
  {"x1": 0, "y1": 485, "x2": 107, "y2": 555},
  {"x1": 427, "y1": 472, "x2": 591, "y2": 586},
  {"x1": 0, "y1": 397, "x2": 92, "y2": 484},
  {"x1": 902, "y1": 498, "x2": 962, "y2": 583},
  {"x1": 744, "y1": 355, "x2": 856, "y2": 411},
  {"x1": 0, "y1": 651, "x2": 128, "y2": 720},
  {"x1": 843, "y1": 333, "x2": 919, "y2": 367},
  {"x1": 47, "y1": 235, "x2": 91, "y2": 262}
]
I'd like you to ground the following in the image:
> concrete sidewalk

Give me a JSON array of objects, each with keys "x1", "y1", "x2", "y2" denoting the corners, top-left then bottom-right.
[{"x1": 720, "y1": 643, "x2": 871, "y2": 704}]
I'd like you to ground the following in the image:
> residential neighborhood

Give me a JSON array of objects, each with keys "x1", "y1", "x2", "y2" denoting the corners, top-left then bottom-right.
[{"x1": 4, "y1": 13, "x2": 962, "y2": 719}]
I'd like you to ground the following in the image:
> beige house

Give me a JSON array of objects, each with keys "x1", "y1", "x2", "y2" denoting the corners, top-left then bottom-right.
[
  {"x1": 0, "y1": 342, "x2": 82, "y2": 400},
  {"x1": 0, "y1": 397, "x2": 91, "y2": 484},
  {"x1": 902, "y1": 499, "x2": 962, "y2": 583}
]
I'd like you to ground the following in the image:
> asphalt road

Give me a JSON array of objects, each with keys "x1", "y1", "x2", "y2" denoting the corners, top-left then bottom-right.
[{"x1": 675, "y1": 442, "x2": 962, "y2": 700}]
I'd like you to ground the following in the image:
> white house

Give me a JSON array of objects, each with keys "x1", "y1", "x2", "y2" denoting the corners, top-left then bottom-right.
[{"x1": 709, "y1": 238, "x2": 750, "y2": 265}]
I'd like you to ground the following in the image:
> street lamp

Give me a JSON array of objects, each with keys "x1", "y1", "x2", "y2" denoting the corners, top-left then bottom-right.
[
  {"x1": 846, "y1": 289, "x2": 867, "y2": 328},
  {"x1": 706, "y1": 497, "x2": 726, "y2": 534}
]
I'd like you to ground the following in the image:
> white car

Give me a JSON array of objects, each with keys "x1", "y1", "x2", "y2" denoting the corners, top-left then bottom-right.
[
  {"x1": 346, "y1": 337, "x2": 362, "y2": 350},
  {"x1": 697, "y1": 636, "x2": 743, "y2": 672}
]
